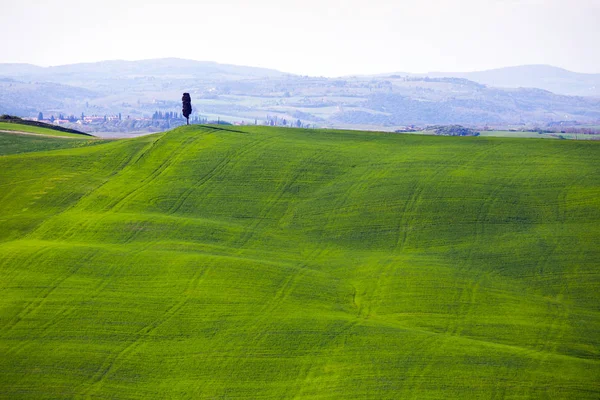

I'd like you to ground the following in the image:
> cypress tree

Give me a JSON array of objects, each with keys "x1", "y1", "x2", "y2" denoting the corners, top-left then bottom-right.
[{"x1": 182, "y1": 93, "x2": 192, "y2": 125}]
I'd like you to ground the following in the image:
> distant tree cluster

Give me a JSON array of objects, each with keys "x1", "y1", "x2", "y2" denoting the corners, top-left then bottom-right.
[
  {"x1": 428, "y1": 125, "x2": 480, "y2": 136},
  {"x1": 559, "y1": 127, "x2": 600, "y2": 135},
  {"x1": 41, "y1": 113, "x2": 79, "y2": 122},
  {"x1": 193, "y1": 116, "x2": 208, "y2": 124},
  {"x1": 264, "y1": 115, "x2": 305, "y2": 128},
  {"x1": 1, "y1": 114, "x2": 87, "y2": 135},
  {"x1": 152, "y1": 111, "x2": 183, "y2": 120},
  {"x1": 151, "y1": 110, "x2": 212, "y2": 124}
]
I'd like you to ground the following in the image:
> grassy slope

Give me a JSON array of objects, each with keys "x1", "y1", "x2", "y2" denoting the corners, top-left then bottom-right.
[
  {"x1": 0, "y1": 132, "x2": 104, "y2": 156},
  {"x1": 0, "y1": 122, "x2": 92, "y2": 138},
  {"x1": 480, "y1": 131, "x2": 600, "y2": 140},
  {"x1": 479, "y1": 131, "x2": 555, "y2": 139},
  {"x1": 0, "y1": 125, "x2": 599, "y2": 398}
]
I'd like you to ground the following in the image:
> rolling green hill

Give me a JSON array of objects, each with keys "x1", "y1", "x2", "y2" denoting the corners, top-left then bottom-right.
[
  {"x1": 0, "y1": 121, "x2": 92, "y2": 138},
  {"x1": 0, "y1": 125, "x2": 599, "y2": 398},
  {"x1": 0, "y1": 130, "x2": 103, "y2": 156}
]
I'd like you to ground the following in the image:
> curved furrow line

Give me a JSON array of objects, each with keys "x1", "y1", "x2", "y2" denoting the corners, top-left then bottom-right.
[
  {"x1": 394, "y1": 180, "x2": 422, "y2": 252},
  {"x1": 213, "y1": 242, "x2": 334, "y2": 381},
  {"x1": 373, "y1": 143, "x2": 503, "y2": 334},
  {"x1": 20, "y1": 136, "x2": 165, "y2": 243},
  {"x1": 39, "y1": 133, "x2": 202, "y2": 244},
  {"x1": 0, "y1": 244, "x2": 50, "y2": 291},
  {"x1": 392, "y1": 142, "x2": 488, "y2": 254},
  {"x1": 80, "y1": 262, "x2": 209, "y2": 396},
  {"x1": 1, "y1": 248, "x2": 100, "y2": 336},
  {"x1": 287, "y1": 319, "x2": 360, "y2": 399},
  {"x1": 401, "y1": 334, "x2": 451, "y2": 397},
  {"x1": 236, "y1": 147, "x2": 328, "y2": 249},
  {"x1": 168, "y1": 134, "x2": 274, "y2": 216},
  {"x1": 444, "y1": 151, "x2": 530, "y2": 336},
  {"x1": 109, "y1": 134, "x2": 202, "y2": 213},
  {"x1": 7, "y1": 244, "x2": 154, "y2": 356},
  {"x1": 255, "y1": 244, "x2": 329, "y2": 322},
  {"x1": 321, "y1": 168, "x2": 380, "y2": 241}
]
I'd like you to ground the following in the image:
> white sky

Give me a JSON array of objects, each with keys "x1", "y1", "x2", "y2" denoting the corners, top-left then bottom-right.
[{"x1": 1, "y1": 0, "x2": 599, "y2": 76}]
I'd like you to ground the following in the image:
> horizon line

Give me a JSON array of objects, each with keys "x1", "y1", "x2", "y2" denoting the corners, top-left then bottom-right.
[{"x1": 1, "y1": 57, "x2": 599, "y2": 78}]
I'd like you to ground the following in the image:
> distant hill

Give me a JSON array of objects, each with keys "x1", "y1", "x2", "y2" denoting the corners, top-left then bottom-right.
[
  {"x1": 1, "y1": 59, "x2": 600, "y2": 131},
  {"x1": 0, "y1": 79, "x2": 100, "y2": 118},
  {"x1": 0, "y1": 115, "x2": 91, "y2": 136},
  {"x1": 0, "y1": 58, "x2": 289, "y2": 86},
  {"x1": 425, "y1": 65, "x2": 600, "y2": 97}
]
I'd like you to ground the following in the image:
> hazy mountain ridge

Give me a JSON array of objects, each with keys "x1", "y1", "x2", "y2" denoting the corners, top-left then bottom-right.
[
  {"x1": 0, "y1": 58, "x2": 288, "y2": 84},
  {"x1": 338, "y1": 87, "x2": 600, "y2": 126},
  {"x1": 1, "y1": 59, "x2": 599, "y2": 131},
  {"x1": 379, "y1": 65, "x2": 600, "y2": 97},
  {"x1": 0, "y1": 79, "x2": 100, "y2": 116}
]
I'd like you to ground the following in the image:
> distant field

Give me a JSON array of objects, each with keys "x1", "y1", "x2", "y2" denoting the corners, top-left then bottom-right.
[
  {"x1": 403, "y1": 130, "x2": 600, "y2": 140},
  {"x1": 0, "y1": 125, "x2": 599, "y2": 398},
  {"x1": 480, "y1": 130, "x2": 600, "y2": 140},
  {"x1": 0, "y1": 122, "x2": 92, "y2": 138},
  {"x1": 402, "y1": 130, "x2": 553, "y2": 139},
  {"x1": 479, "y1": 130, "x2": 556, "y2": 139},
  {"x1": 0, "y1": 131, "x2": 104, "y2": 156}
]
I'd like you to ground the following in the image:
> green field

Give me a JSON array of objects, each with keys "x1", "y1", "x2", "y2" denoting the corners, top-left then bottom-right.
[
  {"x1": 479, "y1": 131, "x2": 600, "y2": 140},
  {"x1": 0, "y1": 122, "x2": 92, "y2": 138},
  {"x1": 478, "y1": 131, "x2": 554, "y2": 139},
  {"x1": 0, "y1": 131, "x2": 104, "y2": 156},
  {"x1": 1, "y1": 125, "x2": 599, "y2": 398}
]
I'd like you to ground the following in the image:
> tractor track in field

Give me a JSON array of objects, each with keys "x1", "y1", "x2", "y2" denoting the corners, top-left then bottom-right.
[
  {"x1": 6, "y1": 243, "x2": 155, "y2": 356},
  {"x1": 167, "y1": 133, "x2": 274, "y2": 216},
  {"x1": 529, "y1": 239, "x2": 579, "y2": 396},
  {"x1": 108, "y1": 133, "x2": 202, "y2": 213},
  {"x1": 235, "y1": 147, "x2": 329, "y2": 249},
  {"x1": 288, "y1": 318, "x2": 360, "y2": 398},
  {"x1": 366, "y1": 147, "x2": 472, "y2": 321},
  {"x1": 350, "y1": 141, "x2": 505, "y2": 340},
  {"x1": 443, "y1": 142, "x2": 577, "y2": 341},
  {"x1": 393, "y1": 142, "x2": 500, "y2": 254},
  {"x1": 20, "y1": 135, "x2": 164, "y2": 243},
  {"x1": 32, "y1": 131, "x2": 200, "y2": 244},
  {"x1": 398, "y1": 333, "x2": 445, "y2": 397},
  {"x1": 317, "y1": 163, "x2": 383, "y2": 246},
  {"x1": 80, "y1": 261, "x2": 209, "y2": 396},
  {"x1": 215, "y1": 243, "x2": 336, "y2": 383},
  {"x1": 441, "y1": 143, "x2": 525, "y2": 337},
  {"x1": 0, "y1": 245, "x2": 51, "y2": 295},
  {"x1": 69, "y1": 132, "x2": 168, "y2": 216},
  {"x1": 72, "y1": 129, "x2": 266, "y2": 244},
  {"x1": 252, "y1": 245, "x2": 327, "y2": 326},
  {"x1": 523, "y1": 157, "x2": 592, "y2": 376},
  {"x1": 0, "y1": 248, "x2": 100, "y2": 336},
  {"x1": 2, "y1": 128, "x2": 599, "y2": 397},
  {"x1": 522, "y1": 162, "x2": 592, "y2": 380}
]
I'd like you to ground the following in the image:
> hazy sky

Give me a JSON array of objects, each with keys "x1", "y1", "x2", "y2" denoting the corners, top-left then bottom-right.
[{"x1": 2, "y1": 0, "x2": 599, "y2": 76}]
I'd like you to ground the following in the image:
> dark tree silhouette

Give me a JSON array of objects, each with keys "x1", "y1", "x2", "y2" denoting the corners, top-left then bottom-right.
[{"x1": 182, "y1": 93, "x2": 192, "y2": 125}]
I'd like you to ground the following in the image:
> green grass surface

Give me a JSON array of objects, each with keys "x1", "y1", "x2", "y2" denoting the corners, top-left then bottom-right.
[
  {"x1": 479, "y1": 131, "x2": 555, "y2": 139},
  {"x1": 0, "y1": 132, "x2": 104, "y2": 156},
  {"x1": 480, "y1": 131, "x2": 600, "y2": 140},
  {"x1": 407, "y1": 130, "x2": 554, "y2": 140},
  {"x1": 0, "y1": 122, "x2": 92, "y2": 138},
  {"x1": 1, "y1": 125, "x2": 599, "y2": 398}
]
